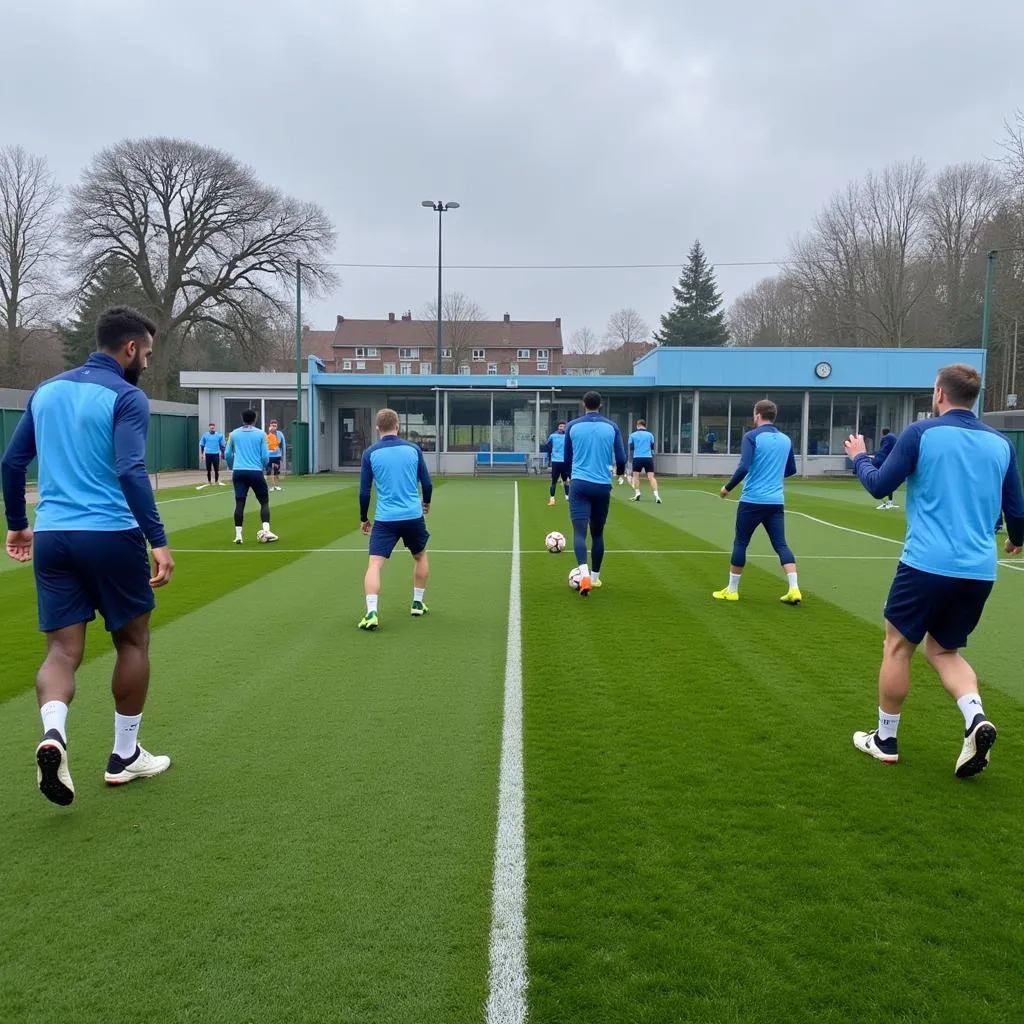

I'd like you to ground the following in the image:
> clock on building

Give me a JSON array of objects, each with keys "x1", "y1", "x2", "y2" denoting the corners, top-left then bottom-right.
[{"x1": 814, "y1": 361, "x2": 832, "y2": 380}]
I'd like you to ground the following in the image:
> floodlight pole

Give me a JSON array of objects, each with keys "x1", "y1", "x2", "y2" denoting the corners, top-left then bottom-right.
[
  {"x1": 295, "y1": 259, "x2": 303, "y2": 472},
  {"x1": 980, "y1": 249, "x2": 997, "y2": 415},
  {"x1": 422, "y1": 201, "x2": 460, "y2": 473}
]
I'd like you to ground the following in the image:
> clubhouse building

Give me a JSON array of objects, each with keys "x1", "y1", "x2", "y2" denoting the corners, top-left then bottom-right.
[{"x1": 180, "y1": 345, "x2": 987, "y2": 477}]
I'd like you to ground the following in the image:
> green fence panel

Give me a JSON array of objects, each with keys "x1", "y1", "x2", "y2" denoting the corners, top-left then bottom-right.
[
  {"x1": 1003, "y1": 430, "x2": 1024, "y2": 484},
  {"x1": 290, "y1": 420, "x2": 309, "y2": 475},
  {"x1": 145, "y1": 414, "x2": 200, "y2": 472}
]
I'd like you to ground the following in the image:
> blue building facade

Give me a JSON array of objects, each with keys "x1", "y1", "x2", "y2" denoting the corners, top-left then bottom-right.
[{"x1": 183, "y1": 346, "x2": 986, "y2": 477}]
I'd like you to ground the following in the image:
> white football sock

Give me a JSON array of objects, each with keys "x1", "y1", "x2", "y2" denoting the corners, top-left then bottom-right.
[
  {"x1": 40, "y1": 700, "x2": 68, "y2": 743},
  {"x1": 727, "y1": 572, "x2": 741, "y2": 593},
  {"x1": 634, "y1": 488, "x2": 641, "y2": 497},
  {"x1": 787, "y1": 571, "x2": 799, "y2": 589},
  {"x1": 579, "y1": 563, "x2": 590, "y2": 578},
  {"x1": 877, "y1": 707, "x2": 901, "y2": 741},
  {"x1": 366, "y1": 594, "x2": 379, "y2": 613},
  {"x1": 654, "y1": 490, "x2": 660, "y2": 499},
  {"x1": 262, "y1": 521, "x2": 271, "y2": 533},
  {"x1": 592, "y1": 571, "x2": 600, "y2": 583},
  {"x1": 113, "y1": 712, "x2": 142, "y2": 759},
  {"x1": 235, "y1": 526, "x2": 243, "y2": 540},
  {"x1": 957, "y1": 693, "x2": 984, "y2": 728},
  {"x1": 413, "y1": 587, "x2": 425, "y2": 602}
]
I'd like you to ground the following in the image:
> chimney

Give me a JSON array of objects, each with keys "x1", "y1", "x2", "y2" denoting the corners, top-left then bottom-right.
[
  {"x1": 388, "y1": 312, "x2": 396, "y2": 322},
  {"x1": 401, "y1": 310, "x2": 412, "y2": 321},
  {"x1": 555, "y1": 317, "x2": 561, "y2": 327},
  {"x1": 503, "y1": 312, "x2": 510, "y2": 323},
  {"x1": 336, "y1": 315, "x2": 345, "y2": 325}
]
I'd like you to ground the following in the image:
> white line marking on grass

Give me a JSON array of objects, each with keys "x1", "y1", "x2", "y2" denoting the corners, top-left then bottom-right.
[
  {"x1": 998, "y1": 560, "x2": 1024, "y2": 572},
  {"x1": 169, "y1": 547, "x2": 904, "y2": 559},
  {"x1": 486, "y1": 480, "x2": 528, "y2": 1024}
]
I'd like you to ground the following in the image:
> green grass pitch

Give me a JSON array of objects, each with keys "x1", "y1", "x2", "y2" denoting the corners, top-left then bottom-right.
[{"x1": 1, "y1": 476, "x2": 1022, "y2": 1023}]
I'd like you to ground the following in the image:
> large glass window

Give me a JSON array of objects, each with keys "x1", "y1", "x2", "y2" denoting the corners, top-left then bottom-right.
[
  {"x1": 388, "y1": 395, "x2": 437, "y2": 452},
  {"x1": 807, "y1": 393, "x2": 832, "y2": 454},
  {"x1": 831, "y1": 395, "x2": 857, "y2": 453},
  {"x1": 493, "y1": 395, "x2": 537, "y2": 452},
  {"x1": 658, "y1": 392, "x2": 694, "y2": 454},
  {"x1": 224, "y1": 398, "x2": 262, "y2": 431},
  {"x1": 770, "y1": 392, "x2": 803, "y2": 453},
  {"x1": 857, "y1": 395, "x2": 879, "y2": 451},
  {"x1": 912, "y1": 393, "x2": 933, "y2": 421},
  {"x1": 728, "y1": 392, "x2": 766, "y2": 453},
  {"x1": 447, "y1": 393, "x2": 490, "y2": 451},
  {"x1": 698, "y1": 393, "x2": 728, "y2": 453},
  {"x1": 264, "y1": 399, "x2": 298, "y2": 437}
]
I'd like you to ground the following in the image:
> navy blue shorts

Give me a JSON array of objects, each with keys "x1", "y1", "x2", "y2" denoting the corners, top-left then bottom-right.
[
  {"x1": 568, "y1": 480, "x2": 612, "y2": 532},
  {"x1": 267, "y1": 458, "x2": 282, "y2": 476},
  {"x1": 34, "y1": 530, "x2": 154, "y2": 634},
  {"x1": 884, "y1": 562, "x2": 993, "y2": 650},
  {"x1": 632, "y1": 457, "x2": 655, "y2": 475},
  {"x1": 550, "y1": 462, "x2": 568, "y2": 483},
  {"x1": 732, "y1": 501, "x2": 795, "y2": 567},
  {"x1": 233, "y1": 470, "x2": 269, "y2": 503},
  {"x1": 369, "y1": 517, "x2": 429, "y2": 558}
]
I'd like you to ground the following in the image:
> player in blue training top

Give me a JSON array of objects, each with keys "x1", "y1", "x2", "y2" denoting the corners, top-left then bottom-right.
[
  {"x1": 1, "y1": 306, "x2": 175, "y2": 806},
  {"x1": 198, "y1": 421, "x2": 226, "y2": 489},
  {"x1": 564, "y1": 390, "x2": 627, "y2": 596},
  {"x1": 358, "y1": 407, "x2": 433, "y2": 629},
  {"x1": 871, "y1": 427, "x2": 898, "y2": 509},
  {"x1": 545, "y1": 420, "x2": 570, "y2": 506},
  {"x1": 225, "y1": 410, "x2": 277, "y2": 545},
  {"x1": 845, "y1": 362, "x2": 1024, "y2": 778},
  {"x1": 715, "y1": 398, "x2": 800, "y2": 605},
  {"x1": 628, "y1": 418, "x2": 661, "y2": 503}
]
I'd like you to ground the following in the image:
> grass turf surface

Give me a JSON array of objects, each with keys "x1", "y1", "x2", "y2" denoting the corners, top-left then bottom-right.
[{"x1": 2, "y1": 476, "x2": 1023, "y2": 1022}]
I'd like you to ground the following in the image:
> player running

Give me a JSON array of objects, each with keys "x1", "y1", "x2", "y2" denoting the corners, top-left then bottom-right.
[
  {"x1": 564, "y1": 390, "x2": 627, "y2": 596},
  {"x1": 714, "y1": 399, "x2": 800, "y2": 604},
  {"x1": 225, "y1": 410, "x2": 277, "y2": 544},
  {"x1": 266, "y1": 419, "x2": 286, "y2": 491},
  {"x1": 358, "y1": 408, "x2": 433, "y2": 630},
  {"x1": 545, "y1": 420, "x2": 570, "y2": 506},
  {"x1": 845, "y1": 363, "x2": 1024, "y2": 778},
  {"x1": 2, "y1": 306, "x2": 174, "y2": 806},
  {"x1": 872, "y1": 427, "x2": 898, "y2": 509},
  {"x1": 628, "y1": 419, "x2": 661, "y2": 503},
  {"x1": 198, "y1": 422, "x2": 226, "y2": 488}
]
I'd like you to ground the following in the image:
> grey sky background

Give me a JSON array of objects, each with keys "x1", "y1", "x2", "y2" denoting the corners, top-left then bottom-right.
[{"x1": 3, "y1": 0, "x2": 1023, "y2": 342}]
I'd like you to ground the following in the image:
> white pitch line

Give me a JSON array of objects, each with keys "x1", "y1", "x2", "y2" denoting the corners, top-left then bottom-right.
[
  {"x1": 485, "y1": 481, "x2": 528, "y2": 1024},
  {"x1": 169, "y1": 547, "x2": 905, "y2": 559}
]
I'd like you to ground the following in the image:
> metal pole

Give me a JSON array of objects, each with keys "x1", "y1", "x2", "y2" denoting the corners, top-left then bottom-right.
[
  {"x1": 435, "y1": 207, "x2": 443, "y2": 474},
  {"x1": 980, "y1": 249, "x2": 998, "y2": 414},
  {"x1": 1013, "y1": 320, "x2": 1019, "y2": 406},
  {"x1": 295, "y1": 259, "x2": 303, "y2": 473}
]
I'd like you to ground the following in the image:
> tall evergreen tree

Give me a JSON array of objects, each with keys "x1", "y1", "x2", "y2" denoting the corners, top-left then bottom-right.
[
  {"x1": 62, "y1": 258, "x2": 149, "y2": 368},
  {"x1": 655, "y1": 240, "x2": 730, "y2": 346}
]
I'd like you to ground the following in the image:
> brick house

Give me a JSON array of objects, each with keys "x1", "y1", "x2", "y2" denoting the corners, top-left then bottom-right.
[{"x1": 300, "y1": 312, "x2": 563, "y2": 376}]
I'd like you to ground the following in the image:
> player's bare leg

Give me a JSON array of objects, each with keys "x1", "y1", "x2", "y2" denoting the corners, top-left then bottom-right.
[
  {"x1": 923, "y1": 634, "x2": 997, "y2": 777},
  {"x1": 360, "y1": 555, "x2": 386, "y2": 629},
  {"x1": 411, "y1": 549, "x2": 429, "y2": 616},
  {"x1": 35, "y1": 624, "x2": 86, "y2": 805},
  {"x1": 853, "y1": 622, "x2": 913, "y2": 765},
  {"x1": 105, "y1": 612, "x2": 171, "y2": 786},
  {"x1": 647, "y1": 471, "x2": 661, "y2": 503}
]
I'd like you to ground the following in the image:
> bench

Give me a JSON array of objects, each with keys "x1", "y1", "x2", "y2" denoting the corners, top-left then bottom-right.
[{"x1": 474, "y1": 452, "x2": 530, "y2": 476}]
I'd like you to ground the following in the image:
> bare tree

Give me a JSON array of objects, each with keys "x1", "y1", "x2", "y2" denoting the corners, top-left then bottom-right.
[
  {"x1": 923, "y1": 161, "x2": 1006, "y2": 345},
  {"x1": 602, "y1": 307, "x2": 650, "y2": 373},
  {"x1": 0, "y1": 146, "x2": 62, "y2": 386},
  {"x1": 789, "y1": 160, "x2": 931, "y2": 347},
  {"x1": 566, "y1": 326, "x2": 607, "y2": 373},
  {"x1": 728, "y1": 275, "x2": 813, "y2": 347},
  {"x1": 66, "y1": 137, "x2": 337, "y2": 397},
  {"x1": 417, "y1": 290, "x2": 485, "y2": 371}
]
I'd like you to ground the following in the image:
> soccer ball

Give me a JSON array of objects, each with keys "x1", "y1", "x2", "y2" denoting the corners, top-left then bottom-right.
[
  {"x1": 257, "y1": 530, "x2": 269, "y2": 544},
  {"x1": 545, "y1": 531, "x2": 566, "y2": 553},
  {"x1": 568, "y1": 566, "x2": 583, "y2": 590}
]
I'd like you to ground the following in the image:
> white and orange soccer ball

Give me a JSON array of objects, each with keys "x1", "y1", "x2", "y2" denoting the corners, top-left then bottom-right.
[
  {"x1": 568, "y1": 566, "x2": 583, "y2": 589},
  {"x1": 545, "y1": 531, "x2": 566, "y2": 553}
]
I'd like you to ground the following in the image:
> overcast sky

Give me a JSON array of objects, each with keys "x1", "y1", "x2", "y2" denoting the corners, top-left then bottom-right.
[{"x1": 4, "y1": 0, "x2": 1023, "y2": 342}]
